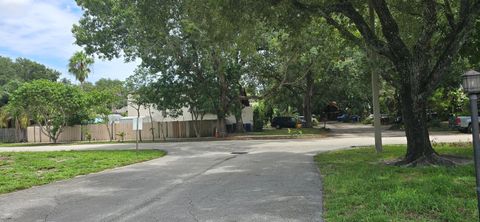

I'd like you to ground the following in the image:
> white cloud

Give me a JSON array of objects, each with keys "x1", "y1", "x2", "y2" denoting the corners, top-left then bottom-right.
[
  {"x1": 0, "y1": 0, "x2": 79, "y2": 58},
  {"x1": 0, "y1": 0, "x2": 138, "y2": 82}
]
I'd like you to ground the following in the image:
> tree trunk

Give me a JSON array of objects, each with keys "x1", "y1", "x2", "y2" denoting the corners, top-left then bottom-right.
[
  {"x1": 395, "y1": 62, "x2": 438, "y2": 164},
  {"x1": 303, "y1": 71, "x2": 314, "y2": 128},
  {"x1": 14, "y1": 117, "x2": 19, "y2": 143},
  {"x1": 148, "y1": 106, "x2": 155, "y2": 142},
  {"x1": 105, "y1": 122, "x2": 113, "y2": 142},
  {"x1": 136, "y1": 108, "x2": 142, "y2": 143},
  {"x1": 235, "y1": 111, "x2": 245, "y2": 133},
  {"x1": 235, "y1": 98, "x2": 245, "y2": 133},
  {"x1": 191, "y1": 111, "x2": 201, "y2": 138},
  {"x1": 399, "y1": 86, "x2": 436, "y2": 163},
  {"x1": 218, "y1": 78, "x2": 228, "y2": 137},
  {"x1": 159, "y1": 122, "x2": 167, "y2": 141},
  {"x1": 216, "y1": 114, "x2": 227, "y2": 137},
  {"x1": 212, "y1": 48, "x2": 229, "y2": 137}
]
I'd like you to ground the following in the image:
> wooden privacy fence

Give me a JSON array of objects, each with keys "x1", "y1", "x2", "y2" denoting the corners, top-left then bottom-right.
[
  {"x1": 27, "y1": 120, "x2": 218, "y2": 143},
  {"x1": 0, "y1": 128, "x2": 26, "y2": 143}
]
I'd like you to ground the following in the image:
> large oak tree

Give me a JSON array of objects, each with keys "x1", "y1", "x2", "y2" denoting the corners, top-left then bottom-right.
[
  {"x1": 310, "y1": 0, "x2": 479, "y2": 164},
  {"x1": 239, "y1": 0, "x2": 479, "y2": 164}
]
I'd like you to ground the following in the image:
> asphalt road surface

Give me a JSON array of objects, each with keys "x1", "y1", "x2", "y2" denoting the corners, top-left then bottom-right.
[{"x1": 0, "y1": 123, "x2": 472, "y2": 222}]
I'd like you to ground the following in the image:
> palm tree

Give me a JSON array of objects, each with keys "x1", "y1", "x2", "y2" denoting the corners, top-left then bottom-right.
[
  {"x1": 1, "y1": 105, "x2": 29, "y2": 142},
  {"x1": 68, "y1": 51, "x2": 94, "y2": 85}
]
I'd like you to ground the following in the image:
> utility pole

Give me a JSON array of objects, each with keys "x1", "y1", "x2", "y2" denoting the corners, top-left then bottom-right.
[
  {"x1": 135, "y1": 115, "x2": 139, "y2": 151},
  {"x1": 369, "y1": 0, "x2": 383, "y2": 153}
]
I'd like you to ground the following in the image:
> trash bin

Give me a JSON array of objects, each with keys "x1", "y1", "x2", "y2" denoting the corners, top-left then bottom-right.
[
  {"x1": 226, "y1": 124, "x2": 235, "y2": 133},
  {"x1": 351, "y1": 115, "x2": 360, "y2": 123},
  {"x1": 244, "y1": 123, "x2": 252, "y2": 132}
]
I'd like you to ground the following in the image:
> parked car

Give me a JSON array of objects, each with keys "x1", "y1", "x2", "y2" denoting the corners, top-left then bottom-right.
[
  {"x1": 454, "y1": 116, "x2": 480, "y2": 133},
  {"x1": 271, "y1": 117, "x2": 297, "y2": 129},
  {"x1": 298, "y1": 116, "x2": 307, "y2": 127},
  {"x1": 336, "y1": 114, "x2": 349, "y2": 122},
  {"x1": 337, "y1": 114, "x2": 360, "y2": 122}
]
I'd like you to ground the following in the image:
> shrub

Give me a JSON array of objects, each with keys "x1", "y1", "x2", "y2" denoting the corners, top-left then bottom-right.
[
  {"x1": 288, "y1": 128, "x2": 303, "y2": 136},
  {"x1": 253, "y1": 107, "x2": 264, "y2": 132},
  {"x1": 116, "y1": 132, "x2": 126, "y2": 142},
  {"x1": 85, "y1": 132, "x2": 92, "y2": 142},
  {"x1": 362, "y1": 116, "x2": 374, "y2": 125}
]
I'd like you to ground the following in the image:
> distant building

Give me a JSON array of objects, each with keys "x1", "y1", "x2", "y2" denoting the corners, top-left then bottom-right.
[{"x1": 126, "y1": 99, "x2": 253, "y2": 127}]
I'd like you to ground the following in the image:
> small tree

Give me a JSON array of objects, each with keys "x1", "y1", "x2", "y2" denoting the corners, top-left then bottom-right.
[
  {"x1": 10, "y1": 80, "x2": 86, "y2": 143},
  {"x1": 88, "y1": 90, "x2": 118, "y2": 141},
  {"x1": 125, "y1": 70, "x2": 154, "y2": 142}
]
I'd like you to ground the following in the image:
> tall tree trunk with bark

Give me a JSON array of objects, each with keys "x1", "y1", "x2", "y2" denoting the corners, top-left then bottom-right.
[
  {"x1": 399, "y1": 85, "x2": 435, "y2": 162},
  {"x1": 148, "y1": 106, "x2": 155, "y2": 142},
  {"x1": 104, "y1": 121, "x2": 113, "y2": 142},
  {"x1": 191, "y1": 109, "x2": 204, "y2": 138},
  {"x1": 235, "y1": 110, "x2": 245, "y2": 133},
  {"x1": 213, "y1": 49, "x2": 229, "y2": 137},
  {"x1": 235, "y1": 97, "x2": 245, "y2": 133},
  {"x1": 216, "y1": 114, "x2": 227, "y2": 137},
  {"x1": 303, "y1": 71, "x2": 314, "y2": 128}
]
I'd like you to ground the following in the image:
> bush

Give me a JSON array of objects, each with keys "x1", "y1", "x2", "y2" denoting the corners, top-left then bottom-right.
[
  {"x1": 253, "y1": 107, "x2": 264, "y2": 132},
  {"x1": 85, "y1": 132, "x2": 92, "y2": 142},
  {"x1": 362, "y1": 116, "x2": 374, "y2": 125},
  {"x1": 288, "y1": 128, "x2": 303, "y2": 136},
  {"x1": 116, "y1": 132, "x2": 126, "y2": 142}
]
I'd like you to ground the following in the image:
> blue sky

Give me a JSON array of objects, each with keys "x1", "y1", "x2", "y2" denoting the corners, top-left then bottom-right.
[{"x1": 0, "y1": 0, "x2": 139, "y2": 83}]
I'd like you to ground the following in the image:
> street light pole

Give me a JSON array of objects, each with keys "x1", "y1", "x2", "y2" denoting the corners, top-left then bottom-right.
[
  {"x1": 468, "y1": 93, "x2": 480, "y2": 221},
  {"x1": 462, "y1": 70, "x2": 480, "y2": 219},
  {"x1": 469, "y1": 93, "x2": 480, "y2": 218}
]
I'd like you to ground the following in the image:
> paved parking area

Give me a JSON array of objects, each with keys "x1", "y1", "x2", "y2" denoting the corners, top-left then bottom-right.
[{"x1": 0, "y1": 123, "x2": 472, "y2": 221}]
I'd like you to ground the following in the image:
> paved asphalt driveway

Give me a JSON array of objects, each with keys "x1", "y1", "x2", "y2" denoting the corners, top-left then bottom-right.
[{"x1": 0, "y1": 124, "x2": 472, "y2": 222}]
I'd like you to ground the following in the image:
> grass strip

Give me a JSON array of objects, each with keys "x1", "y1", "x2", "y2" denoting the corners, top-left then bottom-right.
[
  {"x1": 0, "y1": 150, "x2": 166, "y2": 194},
  {"x1": 315, "y1": 143, "x2": 476, "y2": 221}
]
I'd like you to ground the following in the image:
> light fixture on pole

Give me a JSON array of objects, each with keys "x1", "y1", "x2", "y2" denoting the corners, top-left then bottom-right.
[{"x1": 462, "y1": 69, "x2": 480, "y2": 220}]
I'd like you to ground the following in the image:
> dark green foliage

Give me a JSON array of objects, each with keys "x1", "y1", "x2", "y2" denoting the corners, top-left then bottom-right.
[
  {"x1": 253, "y1": 106, "x2": 264, "y2": 132},
  {"x1": 0, "y1": 56, "x2": 60, "y2": 107},
  {"x1": 9, "y1": 80, "x2": 88, "y2": 143},
  {"x1": 0, "y1": 57, "x2": 60, "y2": 84},
  {"x1": 94, "y1": 78, "x2": 128, "y2": 109}
]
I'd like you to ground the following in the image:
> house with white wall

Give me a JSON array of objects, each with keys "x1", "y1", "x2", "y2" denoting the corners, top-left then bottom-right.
[{"x1": 126, "y1": 102, "x2": 254, "y2": 129}]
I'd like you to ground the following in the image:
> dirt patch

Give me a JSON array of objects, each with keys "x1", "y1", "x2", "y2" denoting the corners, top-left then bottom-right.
[
  {"x1": 55, "y1": 158, "x2": 71, "y2": 163},
  {"x1": 0, "y1": 156, "x2": 11, "y2": 161},
  {"x1": 440, "y1": 154, "x2": 472, "y2": 165},
  {"x1": 225, "y1": 134, "x2": 327, "y2": 141},
  {"x1": 384, "y1": 154, "x2": 472, "y2": 167},
  {"x1": 36, "y1": 168, "x2": 57, "y2": 176}
]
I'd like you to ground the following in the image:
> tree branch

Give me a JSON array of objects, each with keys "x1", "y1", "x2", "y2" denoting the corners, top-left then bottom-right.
[
  {"x1": 291, "y1": 0, "x2": 392, "y2": 58},
  {"x1": 371, "y1": 0, "x2": 411, "y2": 62},
  {"x1": 413, "y1": 0, "x2": 437, "y2": 55},
  {"x1": 421, "y1": 1, "x2": 480, "y2": 96},
  {"x1": 442, "y1": 0, "x2": 456, "y2": 29}
]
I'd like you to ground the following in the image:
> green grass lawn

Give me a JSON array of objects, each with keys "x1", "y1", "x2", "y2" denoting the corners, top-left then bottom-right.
[
  {"x1": 0, "y1": 141, "x2": 152, "y2": 147},
  {"x1": 0, "y1": 140, "x2": 180, "y2": 147},
  {"x1": 0, "y1": 150, "x2": 166, "y2": 194},
  {"x1": 315, "y1": 144, "x2": 477, "y2": 222}
]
